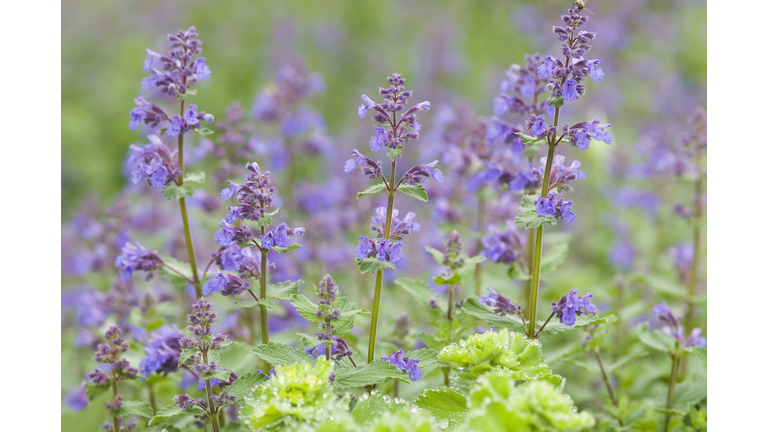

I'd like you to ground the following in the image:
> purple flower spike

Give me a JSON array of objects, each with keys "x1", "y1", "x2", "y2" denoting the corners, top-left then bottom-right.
[
  {"x1": 552, "y1": 289, "x2": 597, "y2": 327},
  {"x1": 531, "y1": 116, "x2": 547, "y2": 136},
  {"x1": 562, "y1": 79, "x2": 579, "y2": 102},
  {"x1": 479, "y1": 287, "x2": 522, "y2": 317}
]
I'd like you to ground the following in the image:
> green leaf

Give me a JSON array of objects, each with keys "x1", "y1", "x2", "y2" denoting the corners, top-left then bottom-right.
[
  {"x1": 186, "y1": 88, "x2": 198, "y2": 96},
  {"x1": 351, "y1": 394, "x2": 398, "y2": 425},
  {"x1": 332, "y1": 297, "x2": 370, "y2": 335},
  {"x1": 692, "y1": 347, "x2": 706, "y2": 369},
  {"x1": 635, "y1": 274, "x2": 686, "y2": 298},
  {"x1": 548, "y1": 96, "x2": 564, "y2": 108},
  {"x1": 289, "y1": 294, "x2": 324, "y2": 323},
  {"x1": 271, "y1": 243, "x2": 301, "y2": 254},
  {"x1": 221, "y1": 423, "x2": 250, "y2": 432},
  {"x1": 386, "y1": 146, "x2": 403, "y2": 159},
  {"x1": 516, "y1": 132, "x2": 546, "y2": 146},
  {"x1": 397, "y1": 184, "x2": 428, "y2": 202},
  {"x1": 404, "y1": 349, "x2": 441, "y2": 375},
  {"x1": 162, "y1": 183, "x2": 195, "y2": 200},
  {"x1": 227, "y1": 371, "x2": 269, "y2": 400},
  {"x1": 514, "y1": 210, "x2": 556, "y2": 230},
  {"x1": 234, "y1": 299, "x2": 274, "y2": 309},
  {"x1": 357, "y1": 182, "x2": 387, "y2": 198},
  {"x1": 116, "y1": 400, "x2": 154, "y2": 418},
  {"x1": 217, "y1": 342, "x2": 262, "y2": 375},
  {"x1": 636, "y1": 323, "x2": 677, "y2": 353},
  {"x1": 424, "y1": 246, "x2": 445, "y2": 266},
  {"x1": 158, "y1": 256, "x2": 194, "y2": 289},
  {"x1": 333, "y1": 360, "x2": 410, "y2": 390},
  {"x1": 256, "y1": 215, "x2": 274, "y2": 227},
  {"x1": 266, "y1": 279, "x2": 304, "y2": 300},
  {"x1": 414, "y1": 388, "x2": 467, "y2": 429},
  {"x1": 356, "y1": 257, "x2": 396, "y2": 274},
  {"x1": 184, "y1": 171, "x2": 206, "y2": 184},
  {"x1": 86, "y1": 382, "x2": 110, "y2": 401},
  {"x1": 249, "y1": 341, "x2": 314, "y2": 366},
  {"x1": 653, "y1": 376, "x2": 707, "y2": 415},
  {"x1": 195, "y1": 127, "x2": 215, "y2": 137},
  {"x1": 395, "y1": 278, "x2": 443, "y2": 320},
  {"x1": 540, "y1": 242, "x2": 568, "y2": 275},
  {"x1": 563, "y1": 358, "x2": 601, "y2": 375},
  {"x1": 538, "y1": 314, "x2": 618, "y2": 339},
  {"x1": 149, "y1": 404, "x2": 206, "y2": 425},
  {"x1": 265, "y1": 208, "x2": 279, "y2": 216},
  {"x1": 461, "y1": 297, "x2": 526, "y2": 334},
  {"x1": 178, "y1": 348, "x2": 198, "y2": 367},
  {"x1": 202, "y1": 369, "x2": 233, "y2": 381},
  {"x1": 606, "y1": 350, "x2": 648, "y2": 375}
]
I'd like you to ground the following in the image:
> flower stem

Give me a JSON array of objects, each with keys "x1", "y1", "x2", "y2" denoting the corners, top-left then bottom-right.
[
  {"x1": 681, "y1": 152, "x2": 704, "y2": 377},
  {"x1": 474, "y1": 193, "x2": 485, "y2": 296},
  {"x1": 177, "y1": 95, "x2": 202, "y2": 298},
  {"x1": 533, "y1": 311, "x2": 555, "y2": 339},
  {"x1": 367, "y1": 157, "x2": 397, "y2": 363},
  {"x1": 527, "y1": 135, "x2": 558, "y2": 338},
  {"x1": 202, "y1": 351, "x2": 221, "y2": 432},
  {"x1": 594, "y1": 348, "x2": 624, "y2": 426},
  {"x1": 147, "y1": 381, "x2": 157, "y2": 415},
  {"x1": 259, "y1": 226, "x2": 270, "y2": 372},
  {"x1": 664, "y1": 355, "x2": 680, "y2": 431},
  {"x1": 111, "y1": 378, "x2": 119, "y2": 432}
]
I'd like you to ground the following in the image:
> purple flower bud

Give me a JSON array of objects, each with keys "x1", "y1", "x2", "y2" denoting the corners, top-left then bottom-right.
[
  {"x1": 358, "y1": 94, "x2": 377, "y2": 119},
  {"x1": 369, "y1": 126, "x2": 388, "y2": 152},
  {"x1": 184, "y1": 104, "x2": 199, "y2": 125},
  {"x1": 166, "y1": 115, "x2": 183, "y2": 137}
]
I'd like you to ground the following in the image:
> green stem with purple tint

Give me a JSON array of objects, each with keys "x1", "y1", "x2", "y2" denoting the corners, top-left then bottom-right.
[
  {"x1": 259, "y1": 225, "x2": 270, "y2": 372},
  {"x1": 664, "y1": 355, "x2": 680, "y2": 431},
  {"x1": 202, "y1": 350, "x2": 221, "y2": 432},
  {"x1": 177, "y1": 86, "x2": 202, "y2": 298}
]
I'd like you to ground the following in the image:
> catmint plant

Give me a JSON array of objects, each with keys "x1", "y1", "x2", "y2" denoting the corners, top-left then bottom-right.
[
  {"x1": 127, "y1": 26, "x2": 215, "y2": 298},
  {"x1": 346, "y1": 73, "x2": 442, "y2": 363},
  {"x1": 210, "y1": 161, "x2": 304, "y2": 369},
  {"x1": 512, "y1": 7, "x2": 611, "y2": 338}
]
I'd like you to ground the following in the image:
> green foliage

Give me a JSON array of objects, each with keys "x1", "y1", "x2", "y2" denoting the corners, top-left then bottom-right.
[
  {"x1": 424, "y1": 246, "x2": 445, "y2": 265},
  {"x1": 161, "y1": 183, "x2": 195, "y2": 200},
  {"x1": 397, "y1": 184, "x2": 428, "y2": 202},
  {"x1": 218, "y1": 342, "x2": 262, "y2": 375},
  {"x1": 116, "y1": 400, "x2": 154, "y2": 418},
  {"x1": 636, "y1": 323, "x2": 677, "y2": 353},
  {"x1": 290, "y1": 294, "x2": 368, "y2": 336},
  {"x1": 693, "y1": 347, "x2": 707, "y2": 368},
  {"x1": 357, "y1": 182, "x2": 387, "y2": 198},
  {"x1": 433, "y1": 256, "x2": 486, "y2": 285},
  {"x1": 683, "y1": 405, "x2": 707, "y2": 429},
  {"x1": 394, "y1": 277, "x2": 443, "y2": 321},
  {"x1": 515, "y1": 194, "x2": 557, "y2": 229},
  {"x1": 467, "y1": 371, "x2": 595, "y2": 431},
  {"x1": 227, "y1": 371, "x2": 269, "y2": 400},
  {"x1": 334, "y1": 360, "x2": 411, "y2": 390},
  {"x1": 516, "y1": 132, "x2": 546, "y2": 146},
  {"x1": 195, "y1": 127, "x2": 215, "y2": 136},
  {"x1": 404, "y1": 348, "x2": 441, "y2": 375},
  {"x1": 414, "y1": 388, "x2": 467, "y2": 429},
  {"x1": 271, "y1": 243, "x2": 301, "y2": 254},
  {"x1": 386, "y1": 146, "x2": 404, "y2": 159},
  {"x1": 653, "y1": 375, "x2": 707, "y2": 415},
  {"x1": 184, "y1": 171, "x2": 206, "y2": 184},
  {"x1": 547, "y1": 95, "x2": 564, "y2": 108},
  {"x1": 356, "y1": 257, "x2": 396, "y2": 274},
  {"x1": 149, "y1": 404, "x2": 207, "y2": 425},
  {"x1": 178, "y1": 348, "x2": 198, "y2": 367},
  {"x1": 266, "y1": 279, "x2": 304, "y2": 300},
  {"x1": 202, "y1": 368, "x2": 233, "y2": 381},
  {"x1": 439, "y1": 329, "x2": 564, "y2": 389},
  {"x1": 256, "y1": 215, "x2": 274, "y2": 227},
  {"x1": 158, "y1": 256, "x2": 193, "y2": 289},
  {"x1": 249, "y1": 341, "x2": 314, "y2": 366},
  {"x1": 86, "y1": 382, "x2": 110, "y2": 401}
]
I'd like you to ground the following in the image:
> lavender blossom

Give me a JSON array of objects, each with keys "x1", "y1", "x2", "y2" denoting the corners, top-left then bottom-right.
[
  {"x1": 480, "y1": 220, "x2": 525, "y2": 264},
  {"x1": 114, "y1": 242, "x2": 163, "y2": 282},
  {"x1": 139, "y1": 324, "x2": 184, "y2": 376},
  {"x1": 381, "y1": 349, "x2": 422, "y2": 381},
  {"x1": 127, "y1": 135, "x2": 181, "y2": 188},
  {"x1": 479, "y1": 287, "x2": 522, "y2": 317},
  {"x1": 202, "y1": 270, "x2": 250, "y2": 297},
  {"x1": 551, "y1": 289, "x2": 597, "y2": 326}
]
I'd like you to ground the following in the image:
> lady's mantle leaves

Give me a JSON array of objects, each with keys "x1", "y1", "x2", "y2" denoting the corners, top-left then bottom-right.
[{"x1": 414, "y1": 388, "x2": 468, "y2": 429}]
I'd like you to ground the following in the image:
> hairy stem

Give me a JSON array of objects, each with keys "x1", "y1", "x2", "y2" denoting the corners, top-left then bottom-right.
[
  {"x1": 259, "y1": 226, "x2": 270, "y2": 371},
  {"x1": 177, "y1": 94, "x2": 202, "y2": 298},
  {"x1": 202, "y1": 351, "x2": 221, "y2": 432},
  {"x1": 474, "y1": 193, "x2": 485, "y2": 295},
  {"x1": 664, "y1": 356, "x2": 680, "y2": 431}
]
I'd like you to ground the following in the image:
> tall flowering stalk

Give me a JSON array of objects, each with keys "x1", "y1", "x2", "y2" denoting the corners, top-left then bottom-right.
[
  {"x1": 128, "y1": 26, "x2": 215, "y2": 298},
  {"x1": 515, "y1": 8, "x2": 611, "y2": 338},
  {"x1": 346, "y1": 73, "x2": 442, "y2": 362},
  {"x1": 209, "y1": 162, "x2": 304, "y2": 370}
]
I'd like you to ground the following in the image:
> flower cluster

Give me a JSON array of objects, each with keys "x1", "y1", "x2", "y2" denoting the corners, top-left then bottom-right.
[
  {"x1": 531, "y1": 154, "x2": 586, "y2": 192},
  {"x1": 252, "y1": 58, "x2": 325, "y2": 122},
  {"x1": 139, "y1": 324, "x2": 184, "y2": 376},
  {"x1": 261, "y1": 222, "x2": 305, "y2": 250},
  {"x1": 114, "y1": 242, "x2": 163, "y2": 282},
  {"x1": 83, "y1": 326, "x2": 139, "y2": 423},
  {"x1": 127, "y1": 135, "x2": 181, "y2": 188},
  {"x1": 551, "y1": 289, "x2": 597, "y2": 326},
  {"x1": 493, "y1": 53, "x2": 555, "y2": 119},
  {"x1": 130, "y1": 26, "x2": 214, "y2": 135},
  {"x1": 381, "y1": 349, "x2": 422, "y2": 381},
  {"x1": 480, "y1": 220, "x2": 526, "y2": 264},
  {"x1": 355, "y1": 208, "x2": 421, "y2": 264},
  {"x1": 479, "y1": 287, "x2": 522, "y2": 317},
  {"x1": 652, "y1": 302, "x2": 706, "y2": 348},
  {"x1": 219, "y1": 162, "x2": 275, "y2": 226},
  {"x1": 358, "y1": 73, "x2": 430, "y2": 152},
  {"x1": 202, "y1": 270, "x2": 250, "y2": 297},
  {"x1": 534, "y1": 192, "x2": 576, "y2": 223}
]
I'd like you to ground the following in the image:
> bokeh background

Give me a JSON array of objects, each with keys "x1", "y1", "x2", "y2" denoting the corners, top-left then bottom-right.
[{"x1": 62, "y1": 0, "x2": 706, "y2": 429}]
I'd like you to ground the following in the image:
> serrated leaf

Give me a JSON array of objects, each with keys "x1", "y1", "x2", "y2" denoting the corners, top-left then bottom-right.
[
  {"x1": 606, "y1": 350, "x2": 648, "y2": 375},
  {"x1": 635, "y1": 274, "x2": 686, "y2": 298},
  {"x1": 540, "y1": 242, "x2": 568, "y2": 275},
  {"x1": 539, "y1": 314, "x2": 618, "y2": 338},
  {"x1": 692, "y1": 347, "x2": 706, "y2": 369},
  {"x1": 256, "y1": 215, "x2": 273, "y2": 227},
  {"x1": 86, "y1": 382, "x2": 110, "y2": 401},
  {"x1": 221, "y1": 423, "x2": 249, "y2": 432},
  {"x1": 357, "y1": 182, "x2": 387, "y2": 198},
  {"x1": 271, "y1": 243, "x2": 301, "y2": 254},
  {"x1": 514, "y1": 210, "x2": 556, "y2": 230},
  {"x1": 178, "y1": 348, "x2": 198, "y2": 367},
  {"x1": 266, "y1": 279, "x2": 303, "y2": 300},
  {"x1": 116, "y1": 400, "x2": 154, "y2": 418},
  {"x1": 202, "y1": 369, "x2": 233, "y2": 381},
  {"x1": 424, "y1": 246, "x2": 445, "y2": 266},
  {"x1": 548, "y1": 96, "x2": 564, "y2": 108},
  {"x1": 195, "y1": 127, "x2": 215, "y2": 136},
  {"x1": 397, "y1": 183, "x2": 428, "y2": 202},
  {"x1": 158, "y1": 256, "x2": 194, "y2": 290},
  {"x1": 351, "y1": 394, "x2": 398, "y2": 425},
  {"x1": 227, "y1": 371, "x2": 269, "y2": 400},
  {"x1": 334, "y1": 360, "x2": 410, "y2": 390},
  {"x1": 636, "y1": 323, "x2": 677, "y2": 353},
  {"x1": 184, "y1": 171, "x2": 206, "y2": 184},
  {"x1": 217, "y1": 342, "x2": 261, "y2": 376},
  {"x1": 234, "y1": 299, "x2": 275, "y2": 309},
  {"x1": 461, "y1": 297, "x2": 527, "y2": 334},
  {"x1": 386, "y1": 146, "x2": 403, "y2": 159},
  {"x1": 149, "y1": 404, "x2": 206, "y2": 425},
  {"x1": 162, "y1": 184, "x2": 195, "y2": 200},
  {"x1": 356, "y1": 257, "x2": 396, "y2": 274},
  {"x1": 516, "y1": 133, "x2": 546, "y2": 146},
  {"x1": 249, "y1": 341, "x2": 313, "y2": 366},
  {"x1": 653, "y1": 377, "x2": 707, "y2": 415},
  {"x1": 289, "y1": 294, "x2": 324, "y2": 323},
  {"x1": 404, "y1": 348, "x2": 441, "y2": 375},
  {"x1": 332, "y1": 297, "x2": 370, "y2": 335},
  {"x1": 395, "y1": 278, "x2": 443, "y2": 320},
  {"x1": 414, "y1": 388, "x2": 467, "y2": 429}
]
